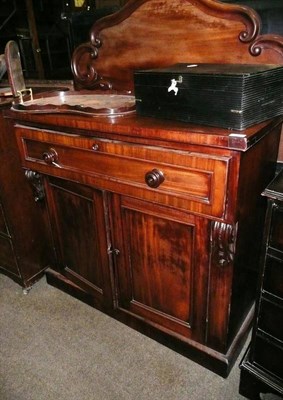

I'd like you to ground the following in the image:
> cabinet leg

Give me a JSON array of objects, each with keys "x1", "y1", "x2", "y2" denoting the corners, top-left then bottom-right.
[{"x1": 22, "y1": 286, "x2": 32, "y2": 295}]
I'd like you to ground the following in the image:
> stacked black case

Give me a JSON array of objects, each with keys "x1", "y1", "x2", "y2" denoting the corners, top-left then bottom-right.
[{"x1": 134, "y1": 63, "x2": 283, "y2": 130}]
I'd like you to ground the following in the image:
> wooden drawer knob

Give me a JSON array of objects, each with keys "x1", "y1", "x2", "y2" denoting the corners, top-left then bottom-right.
[
  {"x1": 42, "y1": 148, "x2": 59, "y2": 165},
  {"x1": 145, "y1": 169, "x2": 165, "y2": 188}
]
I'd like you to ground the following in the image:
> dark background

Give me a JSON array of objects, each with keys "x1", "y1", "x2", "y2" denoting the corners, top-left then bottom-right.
[
  {"x1": 222, "y1": 0, "x2": 283, "y2": 35},
  {"x1": 0, "y1": 0, "x2": 120, "y2": 79}
]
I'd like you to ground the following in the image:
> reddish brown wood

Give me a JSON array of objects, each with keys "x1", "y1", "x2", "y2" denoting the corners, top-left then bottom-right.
[
  {"x1": 0, "y1": 105, "x2": 54, "y2": 288},
  {"x1": 44, "y1": 177, "x2": 114, "y2": 311},
  {"x1": 109, "y1": 194, "x2": 210, "y2": 342},
  {"x1": 70, "y1": 0, "x2": 283, "y2": 161},
  {"x1": 0, "y1": 83, "x2": 73, "y2": 288},
  {"x1": 7, "y1": 107, "x2": 281, "y2": 151},
  {"x1": 15, "y1": 124, "x2": 232, "y2": 218},
  {"x1": 71, "y1": 0, "x2": 283, "y2": 92},
  {"x1": 4, "y1": 0, "x2": 283, "y2": 376},
  {"x1": 7, "y1": 108, "x2": 281, "y2": 376}
]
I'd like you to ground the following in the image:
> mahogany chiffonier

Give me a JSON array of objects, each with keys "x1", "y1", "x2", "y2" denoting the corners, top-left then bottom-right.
[
  {"x1": 239, "y1": 168, "x2": 283, "y2": 399},
  {"x1": 5, "y1": 0, "x2": 283, "y2": 377},
  {"x1": 6, "y1": 109, "x2": 281, "y2": 377}
]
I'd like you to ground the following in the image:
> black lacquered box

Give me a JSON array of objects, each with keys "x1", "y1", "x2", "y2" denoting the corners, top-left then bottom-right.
[{"x1": 134, "y1": 63, "x2": 283, "y2": 130}]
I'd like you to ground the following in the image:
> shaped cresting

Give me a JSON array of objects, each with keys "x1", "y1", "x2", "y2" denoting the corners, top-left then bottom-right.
[{"x1": 71, "y1": 0, "x2": 283, "y2": 93}]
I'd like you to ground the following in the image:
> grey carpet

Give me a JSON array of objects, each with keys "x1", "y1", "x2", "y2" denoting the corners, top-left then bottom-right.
[{"x1": 0, "y1": 274, "x2": 248, "y2": 400}]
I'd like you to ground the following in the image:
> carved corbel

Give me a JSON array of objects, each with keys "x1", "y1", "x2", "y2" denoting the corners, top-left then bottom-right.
[
  {"x1": 210, "y1": 221, "x2": 237, "y2": 267},
  {"x1": 71, "y1": 42, "x2": 112, "y2": 90},
  {"x1": 25, "y1": 170, "x2": 45, "y2": 202}
]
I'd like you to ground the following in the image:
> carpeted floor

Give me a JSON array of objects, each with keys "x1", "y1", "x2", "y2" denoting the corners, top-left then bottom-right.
[{"x1": 0, "y1": 274, "x2": 249, "y2": 400}]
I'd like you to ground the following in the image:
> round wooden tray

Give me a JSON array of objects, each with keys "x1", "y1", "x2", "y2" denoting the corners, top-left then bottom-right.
[{"x1": 11, "y1": 91, "x2": 136, "y2": 116}]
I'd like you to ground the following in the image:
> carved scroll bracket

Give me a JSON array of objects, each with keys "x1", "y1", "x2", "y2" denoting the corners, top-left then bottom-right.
[
  {"x1": 71, "y1": 43, "x2": 112, "y2": 90},
  {"x1": 25, "y1": 170, "x2": 45, "y2": 202},
  {"x1": 210, "y1": 221, "x2": 237, "y2": 268},
  {"x1": 249, "y1": 34, "x2": 283, "y2": 58}
]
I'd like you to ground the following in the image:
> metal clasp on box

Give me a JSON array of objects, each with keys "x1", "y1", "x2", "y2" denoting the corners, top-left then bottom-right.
[
  {"x1": 168, "y1": 75, "x2": 183, "y2": 96},
  {"x1": 16, "y1": 88, "x2": 33, "y2": 104}
]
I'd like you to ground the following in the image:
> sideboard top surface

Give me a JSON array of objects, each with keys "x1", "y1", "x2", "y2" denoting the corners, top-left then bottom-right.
[{"x1": 6, "y1": 106, "x2": 283, "y2": 152}]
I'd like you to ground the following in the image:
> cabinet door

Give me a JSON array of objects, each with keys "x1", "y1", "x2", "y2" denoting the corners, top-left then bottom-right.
[
  {"x1": 0, "y1": 201, "x2": 9, "y2": 235},
  {"x1": 0, "y1": 200, "x2": 19, "y2": 276},
  {"x1": 110, "y1": 194, "x2": 210, "y2": 342},
  {"x1": 45, "y1": 176, "x2": 114, "y2": 310}
]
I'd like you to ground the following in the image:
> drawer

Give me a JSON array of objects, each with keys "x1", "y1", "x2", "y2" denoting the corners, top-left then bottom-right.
[
  {"x1": 258, "y1": 298, "x2": 283, "y2": 342},
  {"x1": 253, "y1": 335, "x2": 283, "y2": 380},
  {"x1": 16, "y1": 126, "x2": 231, "y2": 218},
  {"x1": 264, "y1": 255, "x2": 283, "y2": 299}
]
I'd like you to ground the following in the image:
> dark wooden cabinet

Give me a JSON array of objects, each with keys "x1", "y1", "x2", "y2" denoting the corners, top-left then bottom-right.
[
  {"x1": 0, "y1": 196, "x2": 19, "y2": 276},
  {"x1": 7, "y1": 110, "x2": 281, "y2": 377},
  {"x1": 44, "y1": 176, "x2": 114, "y2": 310},
  {"x1": 239, "y1": 169, "x2": 283, "y2": 399},
  {"x1": 2, "y1": 0, "x2": 283, "y2": 383},
  {"x1": 0, "y1": 103, "x2": 54, "y2": 289},
  {"x1": 110, "y1": 194, "x2": 210, "y2": 343}
]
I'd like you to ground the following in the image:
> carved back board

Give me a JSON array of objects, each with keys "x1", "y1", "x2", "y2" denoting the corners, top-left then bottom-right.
[{"x1": 71, "y1": 0, "x2": 283, "y2": 92}]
